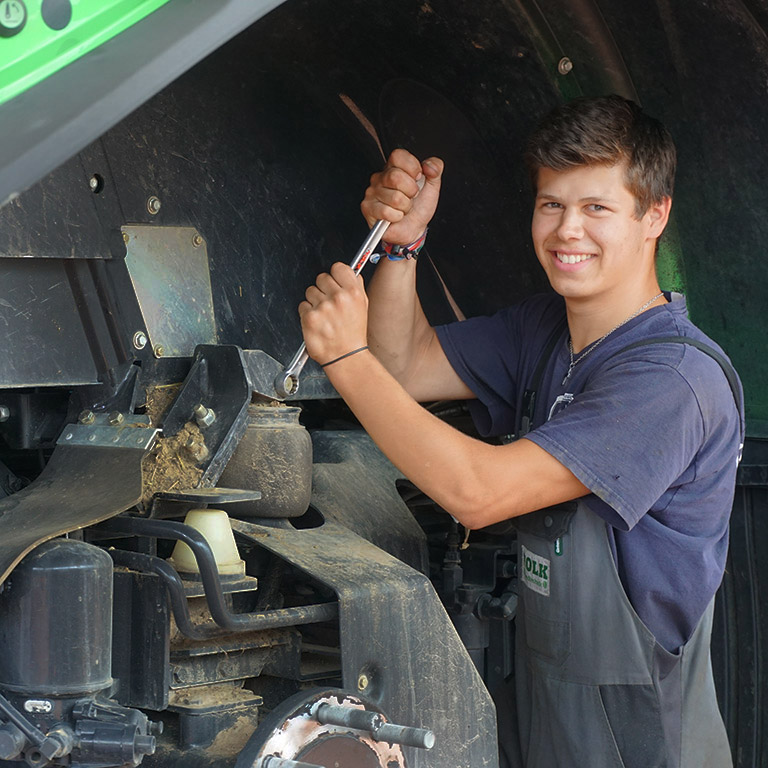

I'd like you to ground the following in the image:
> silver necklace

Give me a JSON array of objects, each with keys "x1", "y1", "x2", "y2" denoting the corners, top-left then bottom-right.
[{"x1": 562, "y1": 292, "x2": 665, "y2": 385}]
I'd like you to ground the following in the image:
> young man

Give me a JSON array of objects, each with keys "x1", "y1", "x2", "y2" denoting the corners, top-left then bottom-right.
[{"x1": 298, "y1": 95, "x2": 742, "y2": 767}]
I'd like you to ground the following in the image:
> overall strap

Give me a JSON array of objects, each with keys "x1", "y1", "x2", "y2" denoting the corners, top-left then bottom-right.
[
  {"x1": 518, "y1": 318, "x2": 568, "y2": 436},
  {"x1": 608, "y1": 336, "x2": 744, "y2": 456}
]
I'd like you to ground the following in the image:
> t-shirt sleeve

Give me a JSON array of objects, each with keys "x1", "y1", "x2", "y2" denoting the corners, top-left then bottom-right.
[
  {"x1": 434, "y1": 311, "x2": 521, "y2": 436},
  {"x1": 525, "y1": 357, "x2": 706, "y2": 530},
  {"x1": 434, "y1": 295, "x2": 566, "y2": 437}
]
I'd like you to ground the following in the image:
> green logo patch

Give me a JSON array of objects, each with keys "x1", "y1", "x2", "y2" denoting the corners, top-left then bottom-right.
[{"x1": 521, "y1": 545, "x2": 550, "y2": 596}]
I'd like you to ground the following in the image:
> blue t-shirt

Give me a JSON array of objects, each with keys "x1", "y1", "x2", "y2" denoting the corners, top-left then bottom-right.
[{"x1": 435, "y1": 293, "x2": 743, "y2": 651}]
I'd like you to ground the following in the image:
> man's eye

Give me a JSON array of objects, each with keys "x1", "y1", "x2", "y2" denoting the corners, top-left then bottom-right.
[
  {"x1": 588, "y1": 204, "x2": 607, "y2": 212},
  {"x1": 542, "y1": 201, "x2": 562, "y2": 209}
]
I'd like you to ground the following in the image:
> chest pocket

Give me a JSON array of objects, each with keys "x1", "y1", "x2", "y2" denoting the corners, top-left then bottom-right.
[{"x1": 513, "y1": 501, "x2": 576, "y2": 540}]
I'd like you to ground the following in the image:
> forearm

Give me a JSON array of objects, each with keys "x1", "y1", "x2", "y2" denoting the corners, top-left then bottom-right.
[
  {"x1": 322, "y1": 349, "x2": 584, "y2": 527},
  {"x1": 366, "y1": 258, "x2": 436, "y2": 388},
  {"x1": 325, "y1": 348, "x2": 493, "y2": 524}
]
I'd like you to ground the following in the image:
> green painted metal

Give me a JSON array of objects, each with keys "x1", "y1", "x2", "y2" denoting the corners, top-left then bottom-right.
[
  {"x1": 0, "y1": 0, "x2": 172, "y2": 106},
  {"x1": 656, "y1": 215, "x2": 686, "y2": 294}
]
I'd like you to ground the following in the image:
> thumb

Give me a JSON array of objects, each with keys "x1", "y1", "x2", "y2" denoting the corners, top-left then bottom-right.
[
  {"x1": 409, "y1": 157, "x2": 443, "y2": 226},
  {"x1": 422, "y1": 157, "x2": 444, "y2": 183}
]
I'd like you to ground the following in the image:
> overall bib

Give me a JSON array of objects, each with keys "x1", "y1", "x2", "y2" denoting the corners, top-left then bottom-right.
[
  {"x1": 509, "y1": 502, "x2": 732, "y2": 768},
  {"x1": 492, "y1": 333, "x2": 741, "y2": 767}
]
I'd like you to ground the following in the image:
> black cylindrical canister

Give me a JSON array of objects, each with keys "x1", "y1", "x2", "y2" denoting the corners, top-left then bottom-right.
[
  {"x1": 0, "y1": 539, "x2": 113, "y2": 696},
  {"x1": 218, "y1": 404, "x2": 312, "y2": 518}
]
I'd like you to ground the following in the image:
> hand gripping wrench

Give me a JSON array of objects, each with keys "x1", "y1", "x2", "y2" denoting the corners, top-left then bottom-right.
[{"x1": 273, "y1": 178, "x2": 424, "y2": 399}]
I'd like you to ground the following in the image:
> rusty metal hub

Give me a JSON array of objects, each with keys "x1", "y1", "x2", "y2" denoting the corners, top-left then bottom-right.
[{"x1": 235, "y1": 689, "x2": 410, "y2": 768}]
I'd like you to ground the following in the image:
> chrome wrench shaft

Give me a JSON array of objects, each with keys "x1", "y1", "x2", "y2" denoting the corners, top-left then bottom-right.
[{"x1": 273, "y1": 218, "x2": 390, "y2": 399}]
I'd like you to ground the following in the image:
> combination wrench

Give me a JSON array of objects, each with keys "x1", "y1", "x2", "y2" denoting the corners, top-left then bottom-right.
[{"x1": 274, "y1": 178, "x2": 424, "y2": 399}]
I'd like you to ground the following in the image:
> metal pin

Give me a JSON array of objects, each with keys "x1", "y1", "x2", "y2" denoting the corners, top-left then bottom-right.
[
  {"x1": 373, "y1": 722, "x2": 435, "y2": 750},
  {"x1": 315, "y1": 703, "x2": 384, "y2": 731},
  {"x1": 313, "y1": 703, "x2": 435, "y2": 750}
]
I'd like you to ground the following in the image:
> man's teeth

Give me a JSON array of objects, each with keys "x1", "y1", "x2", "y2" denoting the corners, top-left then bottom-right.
[{"x1": 556, "y1": 252, "x2": 594, "y2": 264}]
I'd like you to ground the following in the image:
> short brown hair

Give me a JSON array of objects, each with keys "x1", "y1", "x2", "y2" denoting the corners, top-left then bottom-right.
[{"x1": 524, "y1": 95, "x2": 676, "y2": 217}]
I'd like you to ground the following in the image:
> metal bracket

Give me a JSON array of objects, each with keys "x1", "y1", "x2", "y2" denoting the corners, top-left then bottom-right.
[
  {"x1": 0, "y1": 428, "x2": 159, "y2": 586},
  {"x1": 58, "y1": 422, "x2": 157, "y2": 451}
]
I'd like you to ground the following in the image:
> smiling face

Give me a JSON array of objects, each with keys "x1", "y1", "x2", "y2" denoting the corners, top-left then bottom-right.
[{"x1": 531, "y1": 163, "x2": 671, "y2": 310}]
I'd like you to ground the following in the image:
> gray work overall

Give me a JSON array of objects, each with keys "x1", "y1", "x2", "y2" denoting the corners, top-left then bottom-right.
[{"x1": 511, "y1": 502, "x2": 732, "y2": 768}]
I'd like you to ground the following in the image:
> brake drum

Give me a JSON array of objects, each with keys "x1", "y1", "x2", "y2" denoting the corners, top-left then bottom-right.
[{"x1": 235, "y1": 689, "x2": 408, "y2": 768}]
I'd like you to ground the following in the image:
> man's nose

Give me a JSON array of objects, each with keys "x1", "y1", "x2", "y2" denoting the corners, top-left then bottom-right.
[{"x1": 556, "y1": 208, "x2": 584, "y2": 240}]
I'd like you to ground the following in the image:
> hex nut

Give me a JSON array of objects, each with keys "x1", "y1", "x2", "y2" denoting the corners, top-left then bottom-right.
[
  {"x1": 192, "y1": 233, "x2": 204, "y2": 247},
  {"x1": 79, "y1": 410, "x2": 96, "y2": 425},
  {"x1": 108, "y1": 411, "x2": 125, "y2": 426},
  {"x1": 558, "y1": 57, "x2": 573, "y2": 75},
  {"x1": 147, "y1": 196, "x2": 162, "y2": 215},
  {"x1": 133, "y1": 331, "x2": 148, "y2": 350},
  {"x1": 357, "y1": 673, "x2": 370, "y2": 691},
  {"x1": 122, "y1": 231, "x2": 130, "y2": 244},
  {"x1": 154, "y1": 346, "x2": 165, "y2": 358},
  {"x1": 193, "y1": 404, "x2": 216, "y2": 428}
]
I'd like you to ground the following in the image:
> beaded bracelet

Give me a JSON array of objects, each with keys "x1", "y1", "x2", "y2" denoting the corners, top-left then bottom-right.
[{"x1": 370, "y1": 228, "x2": 428, "y2": 263}]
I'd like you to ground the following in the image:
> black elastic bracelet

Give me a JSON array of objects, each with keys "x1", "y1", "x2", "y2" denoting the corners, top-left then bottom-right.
[{"x1": 320, "y1": 345, "x2": 369, "y2": 368}]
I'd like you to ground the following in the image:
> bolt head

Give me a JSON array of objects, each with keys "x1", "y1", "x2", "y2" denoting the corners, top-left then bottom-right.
[
  {"x1": 89, "y1": 176, "x2": 99, "y2": 190},
  {"x1": 0, "y1": 405, "x2": 9, "y2": 422},
  {"x1": 192, "y1": 233, "x2": 204, "y2": 247},
  {"x1": 108, "y1": 411, "x2": 125, "y2": 426},
  {"x1": 154, "y1": 346, "x2": 164, "y2": 358},
  {"x1": 78, "y1": 410, "x2": 96, "y2": 425},
  {"x1": 147, "y1": 196, "x2": 162, "y2": 215},
  {"x1": 122, "y1": 231, "x2": 130, "y2": 244},
  {"x1": 193, "y1": 404, "x2": 216, "y2": 428},
  {"x1": 558, "y1": 57, "x2": 573, "y2": 75},
  {"x1": 184, "y1": 437, "x2": 209, "y2": 463},
  {"x1": 133, "y1": 331, "x2": 148, "y2": 350},
  {"x1": 357, "y1": 673, "x2": 369, "y2": 691}
]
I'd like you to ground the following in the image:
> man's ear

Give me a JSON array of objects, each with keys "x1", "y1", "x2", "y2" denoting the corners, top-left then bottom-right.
[{"x1": 647, "y1": 196, "x2": 672, "y2": 238}]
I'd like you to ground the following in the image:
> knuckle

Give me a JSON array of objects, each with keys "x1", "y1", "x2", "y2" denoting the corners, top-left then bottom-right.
[{"x1": 391, "y1": 189, "x2": 411, "y2": 210}]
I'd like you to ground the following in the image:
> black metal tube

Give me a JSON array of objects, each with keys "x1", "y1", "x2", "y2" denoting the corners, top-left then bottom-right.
[
  {"x1": 99, "y1": 517, "x2": 338, "y2": 633},
  {"x1": 109, "y1": 549, "x2": 214, "y2": 641}
]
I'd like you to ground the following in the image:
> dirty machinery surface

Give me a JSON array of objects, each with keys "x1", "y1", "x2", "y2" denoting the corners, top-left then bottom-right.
[{"x1": 1, "y1": 0, "x2": 768, "y2": 767}]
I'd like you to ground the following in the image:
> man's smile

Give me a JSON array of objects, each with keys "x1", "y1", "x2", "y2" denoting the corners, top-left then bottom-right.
[{"x1": 555, "y1": 251, "x2": 596, "y2": 265}]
